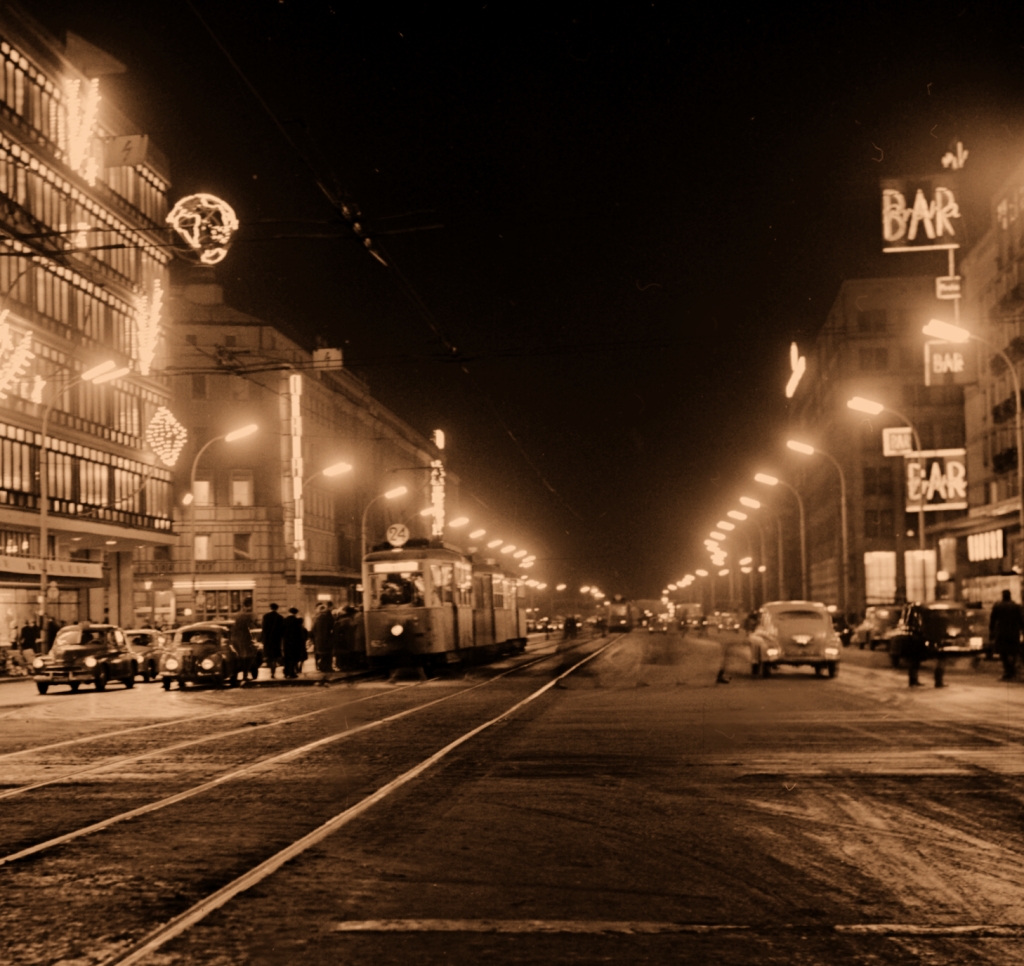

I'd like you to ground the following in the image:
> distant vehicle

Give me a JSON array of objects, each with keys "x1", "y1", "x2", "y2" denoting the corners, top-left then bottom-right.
[
  {"x1": 607, "y1": 597, "x2": 637, "y2": 632},
  {"x1": 31, "y1": 624, "x2": 136, "y2": 694},
  {"x1": 647, "y1": 618, "x2": 669, "y2": 634},
  {"x1": 852, "y1": 606, "x2": 899, "y2": 650},
  {"x1": 159, "y1": 621, "x2": 261, "y2": 689},
  {"x1": 710, "y1": 611, "x2": 742, "y2": 633},
  {"x1": 885, "y1": 603, "x2": 985, "y2": 669},
  {"x1": 123, "y1": 628, "x2": 168, "y2": 682},
  {"x1": 748, "y1": 601, "x2": 842, "y2": 678}
]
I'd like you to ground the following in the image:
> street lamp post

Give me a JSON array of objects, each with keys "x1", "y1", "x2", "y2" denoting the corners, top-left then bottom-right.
[
  {"x1": 924, "y1": 318, "x2": 1024, "y2": 568},
  {"x1": 756, "y1": 473, "x2": 807, "y2": 599},
  {"x1": 360, "y1": 485, "x2": 409, "y2": 563},
  {"x1": 293, "y1": 461, "x2": 353, "y2": 597},
  {"x1": 787, "y1": 440, "x2": 850, "y2": 617},
  {"x1": 186, "y1": 423, "x2": 258, "y2": 616},
  {"x1": 38, "y1": 360, "x2": 129, "y2": 622}
]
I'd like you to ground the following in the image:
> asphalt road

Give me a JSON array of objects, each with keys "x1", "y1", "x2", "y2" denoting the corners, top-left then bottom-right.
[{"x1": 1, "y1": 631, "x2": 1024, "y2": 965}]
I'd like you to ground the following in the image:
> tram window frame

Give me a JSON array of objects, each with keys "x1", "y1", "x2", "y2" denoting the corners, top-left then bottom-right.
[
  {"x1": 372, "y1": 571, "x2": 425, "y2": 608},
  {"x1": 429, "y1": 563, "x2": 454, "y2": 606},
  {"x1": 491, "y1": 574, "x2": 504, "y2": 608}
]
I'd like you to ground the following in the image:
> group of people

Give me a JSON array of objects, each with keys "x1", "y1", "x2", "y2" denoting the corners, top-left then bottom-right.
[{"x1": 258, "y1": 601, "x2": 364, "y2": 679}]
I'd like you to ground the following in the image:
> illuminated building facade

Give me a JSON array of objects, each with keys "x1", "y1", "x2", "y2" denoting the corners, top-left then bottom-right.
[
  {"x1": 0, "y1": 7, "x2": 175, "y2": 635},
  {"x1": 132, "y1": 281, "x2": 454, "y2": 623},
  {"x1": 788, "y1": 277, "x2": 965, "y2": 613}
]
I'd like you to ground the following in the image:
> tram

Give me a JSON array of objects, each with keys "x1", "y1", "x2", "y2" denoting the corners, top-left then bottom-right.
[
  {"x1": 608, "y1": 596, "x2": 638, "y2": 632},
  {"x1": 362, "y1": 540, "x2": 527, "y2": 667}
]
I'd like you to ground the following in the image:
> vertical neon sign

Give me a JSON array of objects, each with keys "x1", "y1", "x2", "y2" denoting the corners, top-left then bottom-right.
[{"x1": 289, "y1": 373, "x2": 304, "y2": 561}]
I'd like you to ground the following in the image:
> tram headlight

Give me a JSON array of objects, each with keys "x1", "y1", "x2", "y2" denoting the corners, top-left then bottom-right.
[
  {"x1": 32, "y1": 657, "x2": 44, "y2": 668},
  {"x1": 165, "y1": 657, "x2": 180, "y2": 671},
  {"x1": 766, "y1": 648, "x2": 780, "y2": 658},
  {"x1": 84, "y1": 656, "x2": 97, "y2": 668},
  {"x1": 201, "y1": 657, "x2": 215, "y2": 670},
  {"x1": 390, "y1": 624, "x2": 404, "y2": 637}
]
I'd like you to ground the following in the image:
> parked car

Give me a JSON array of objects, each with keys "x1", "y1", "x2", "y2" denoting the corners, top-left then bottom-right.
[
  {"x1": 852, "y1": 606, "x2": 900, "y2": 650},
  {"x1": 885, "y1": 603, "x2": 985, "y2": 669},
  {"x1": 123, "y1": 628, "x2": 168, "y2": 682},
  {"x1": 748, "y1": 601, "x2": 842, "y2": 678},
  {"x1": 30, "y1": 623, "x2": 137, "y2": 694},
  {"x1": 159, "y1": 621, "x2": 262, "y2": 690}
]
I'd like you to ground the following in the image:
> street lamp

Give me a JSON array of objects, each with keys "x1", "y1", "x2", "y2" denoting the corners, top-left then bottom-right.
[
  {"x1": 293, "y1": 460, "x2": 353, "y2": 594},
  {"x1": 186, "y1": 423, "x2": 258, "y2": 611},
  {"x1": 848, "y1": 394, "x2": 931, "y2": 602},
  {"x1": 923, "y1": 318, "x2": 1024, "y2": 564},
  {"x1": 37, "y1": 360, "x2": 129, "y2": 621},
  {"x1": 787, "y1": 439, "x2": 849, "y2": 616},
  {"x1": 360, "y1": 485, "x2": 409, "y2": 562},
  {"x1": 756, "y1": 471, "x2": 807, "y2": 599}
]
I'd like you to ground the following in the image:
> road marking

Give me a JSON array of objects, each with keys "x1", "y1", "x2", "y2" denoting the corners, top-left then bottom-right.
[
  {"x1": 333, "y1": 919, "x2": 747, "y2": 934},
  {"x1": 99, "y1": 640, "x2": 615, "y2": 966}
]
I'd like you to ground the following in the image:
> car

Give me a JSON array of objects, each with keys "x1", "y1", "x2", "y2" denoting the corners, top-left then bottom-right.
[
  {"x1": 159, "y1": 621, "x2": 262, "y2": 690},
  {"x1": 852, "y1": 606, "x2": 899, "y2": 650},
  {"x1": 647, "y1": 619, "x2": 669, "y2": 634},
  {"x1": 30, "y1": 623, "x2": 137, "y2": 694},
  {"x1": 123, "y1": 628, "x2": 169, "y2": 682},
  {"x1": 885, "y1": 603, "x2": 985, "y2": 669},
  {"x1": 748, "y1": 600, "x2": 842, "y2": 678}
]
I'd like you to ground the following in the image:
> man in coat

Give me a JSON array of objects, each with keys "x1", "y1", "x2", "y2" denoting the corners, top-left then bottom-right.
[
  {"x1": 312, "y1": 602, "x2": 335, "y2": 672},
  {"x1": 261, "y1": 603, "x2": 286, "y2": 679},
  {"x1": 990, "y1": 589, "x2": 1024, "y2": 681},
  {"x1": 282, "y1": 607, "x2": 307, "y2": 678}
]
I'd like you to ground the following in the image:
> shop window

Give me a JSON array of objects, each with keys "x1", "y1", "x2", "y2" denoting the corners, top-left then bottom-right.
[
  {"x1": 194, "y1": 534, "x2": 212, "y2": 561},
  {"x1": 233, "y1": 533, "x2": 252, "y2": 560},
  {"x1": 230, "y1": 471, "x2": 254, "y2": 507},
  {"x1": 863, "y1": 551, "x2": 896, "y2": 604}
]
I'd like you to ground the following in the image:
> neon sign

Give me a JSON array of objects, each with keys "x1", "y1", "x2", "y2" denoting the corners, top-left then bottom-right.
[
  {"x1": 166, "y1": 193, "x2": 239, "y2": 265},
  {"x1": 289, "y1": 374, "x2": 305, "y2": 561},
  {"x1": 134, "y1": 279, "x2": 162, "y2": 377},
  {"x1": 881, "y1": 179, "x2": 961, "y2": 251},
  {"x1": 145, "y1": 407, "x2": 188, "y2": 467},
  {"x1": 0, "y1": 311, "x2": 34, "y2": 400},
  {"x1": 785, "y1": 342, "x2": 805, "y2": 398},
  {"x1": 430, "y1": 458, "x2": 445, "y2": 537},
  {"x1": 65, "y1": 78, "x2": 100, "y2": 186}
]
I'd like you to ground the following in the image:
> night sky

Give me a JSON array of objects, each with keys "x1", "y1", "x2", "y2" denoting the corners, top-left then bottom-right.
[{"x1": 32, "y1": 1, "x2": 1024, "y2": 597}]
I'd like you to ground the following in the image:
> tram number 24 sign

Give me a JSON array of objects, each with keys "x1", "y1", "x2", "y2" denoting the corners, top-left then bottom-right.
[{"x1": 905, "y1": 449, "x2": 967, "y2": 513}]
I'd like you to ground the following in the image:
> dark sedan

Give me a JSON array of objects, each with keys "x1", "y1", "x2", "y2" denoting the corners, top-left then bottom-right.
[
  {"x1": 886, "y1": 603, "x2": 984, "y2": 668},
  {"x1": 159, "y1": 621, "x2": 261, "y2": 689},
  {"x1": 31, "y1": 624, "x2": 137, "y2": 694}
]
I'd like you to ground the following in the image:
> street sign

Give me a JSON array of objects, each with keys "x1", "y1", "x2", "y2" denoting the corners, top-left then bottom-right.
[
  {"x1": 904, "y1": 449, "x2": 967, "y2": 512},
  {"x1": 386, "y1": 523, "x2": 410, "y2": 547},
  {"x1": 935, "y1": 275, "x2": 961, "y2": 299},
  {"x1": 924, "y1": 340, "x2": 977, "y2": 386},
  {"x1": 882, "y1": 427, "x2": 914, "y2": 456}
]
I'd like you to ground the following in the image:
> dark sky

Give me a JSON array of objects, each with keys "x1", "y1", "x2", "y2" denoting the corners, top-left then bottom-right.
[{"x1": 32, "y1": 1, "x2": 1024, "y2": 597}]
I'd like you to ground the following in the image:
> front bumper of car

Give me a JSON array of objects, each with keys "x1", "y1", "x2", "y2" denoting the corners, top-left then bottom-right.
[
  {"x1": 934, "y1": 636, "x2": 985, "y2": 656},
  {"x1": 31, "y1": 666, "x2": 100, "y2": 682},
  {"x1": 762, "y1": 642, "x2": 840, "y2": 666}
]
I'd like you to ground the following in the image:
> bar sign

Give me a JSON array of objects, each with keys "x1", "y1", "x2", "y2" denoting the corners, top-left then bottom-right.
[{"x1": 936, "y1": 275, "x2": 961, "y2": 299}]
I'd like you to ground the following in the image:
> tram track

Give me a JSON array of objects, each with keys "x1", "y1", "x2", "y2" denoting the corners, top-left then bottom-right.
[{"x1": 0, "y1": 635, "x2": 603, "y2": 869}]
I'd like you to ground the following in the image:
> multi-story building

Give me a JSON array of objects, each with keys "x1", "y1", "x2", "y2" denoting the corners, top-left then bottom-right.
[
  {"x1": 788, "y1": 276, "x2": 965, "y2": 614},
  {"x1": 132, "y1": 279, "x2": 459, "y2": 625},
  {"x1": 0, "y1": 7, "x2": 175, "y2": 635}
]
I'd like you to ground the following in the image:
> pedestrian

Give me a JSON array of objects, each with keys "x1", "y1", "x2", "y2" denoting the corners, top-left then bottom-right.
[
  {"x1": 331, "y1": 606, "x2": 357, "y2": 671},
  {"x1": 18, "y1": 619, "x2": 40, "y2": 657},
  {"x1": 716, "y1": 628, "x2": 749, "y2": 684},
  {"x1": 261, "y1": 603, "x2": 285, "y2": 679},
  {"x1": 352, "y1": 605, "x2": 365, "y2": 668},
  {"x1": 312, "y1": 602, "x2": 334, "y2": 672},
  {"x1": 282, "y1": 607, "x2": 308, "y2": 678},
  {"x1": 232, "y1": 597, "x2": 257, "y2": 682},
  {"x1": 562, "y1": 615, "x2": 576, "y2": 641},
  {"x1": 989, "y1": 589, "x2": 1024, "y2": 681}
]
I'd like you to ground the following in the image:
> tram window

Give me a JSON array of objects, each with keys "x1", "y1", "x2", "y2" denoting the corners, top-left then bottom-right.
[
  {"x1": 372, "y1": 572, "x2": 424, "y2": 607},
  {"x1": 456, "y1": 565, "x2": 473, "y2": 606},
  {"x1": 492, "y1": 575, "x2": 504, "y2": 608},
  {"x1": 429, "y1": 564, "x2": 454, "y2": 606}
]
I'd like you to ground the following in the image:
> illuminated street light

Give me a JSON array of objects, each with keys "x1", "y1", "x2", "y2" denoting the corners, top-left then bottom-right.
[
  {"x1": 469, "y1": 529, "x2": 486, "y2": 539},
  {"x1": 786, "y1": 439, "x2": 815, "y2": 456},
  {"x1": 384, "y1": 485, "x2": 408, "y2": 500},
  {"x1": 294, "y1": 460, "x2": 355, "y2": 591},
  {"x1": 739, "y1": 557, "x2": 752, "y2": 566},
  {"x1": 739, "y1": 496, "x2": 761, "y2": 509},
  {"x1": 487, "y1": 539, "x2": 503, "y2": 548},
  {"x1": 727, "y1": 510, "x2": 747, "y2": 521},
  {"x1": 710, "y1": 531, "x2": 727, "y2": 541},
  {"x1": 449, "y1": 516, "x2": 470, "y2": 527},
  {"x1": 322, "y1": 461, "x2": 353, "y2": 477},
  {"x1": 224, "y1": 423, "x2": 258, "y2": 443},
  {"x1": 718, "y1": 568, "x2": 729, "y2": 577},
  {"x1": 419, "y1": 506, "x2": 435, "y2": 517},
  {"x1": 668, "y1": 583, "x2": 677, "y2": 590},
  {"x1": 556, "y1": 583, "x2": 567, "y2": 591},
  {"x1": 755, "y1": 473, "x2": 779, "y2": 486},
  {"x1": 695, "y1": 569, "x2": 708, "y2": 577},
  {"x1": 580, "y1": 585, "x2": 591, "y2": 593},
  {"x1": 716, "y1": 520, "x2": 735, "y2": 531},
  {"x1": 513, "y1": 549, "x2": 528, "y2": 559},
  {"x1": 922, "y1": 318, "x2": 970, "y2": 343},
  {"x1": 500, "y1": 544, "x2": 516, "y2": 554},
  {"x1": 847, "y1": 396, "x2": 885, "y2": 416}
]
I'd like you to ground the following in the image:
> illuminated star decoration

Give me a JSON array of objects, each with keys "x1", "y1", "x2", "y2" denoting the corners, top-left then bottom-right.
[
  {"x1": 65, "y1": 78, "x2": 100, "y2": 186},
  {"x1": 0, "y1": 311, "x2": 35, "y2": 400},
  {"x1": 166, "y1": 193, "x2": 240, "y2": 265},
  {"x1": 134, "y1": 279, "x2": 162, "y2": 376},
  {"x1": 145, "y1": 407, "x2": 188, "y2": 467}
]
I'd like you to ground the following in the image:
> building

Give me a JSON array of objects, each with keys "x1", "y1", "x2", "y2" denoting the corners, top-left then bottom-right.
[
  {"x1": 0, "y1": 7, "x2": 175, "y2": 636},
  {"x1": 132, "y1": 280, "x2": 459, "y2": 625},
  {"x1": 788, "y1": 276, "x2": 966, "y2": 614}
]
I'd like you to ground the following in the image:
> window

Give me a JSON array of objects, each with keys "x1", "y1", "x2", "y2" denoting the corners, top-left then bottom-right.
[
  {"x1": 859, "y1": 347, "x2": 888, "y2": 371},
  {"x1": 192, "y1": 480, "x2": 212, "y2": 506},
  {"x1": 863, "y1": 551, "x2": 896, "y2": 604},
  {"x1": 153, "y1": 544, "x2": 171, "y2": 561},
  {"x1": 194, "y1": 534, "x2": 212, "y2": 561},
  {"x1": 233, "y1": 533, "x2": 252, "y2": 560},
  {"x1": 857, "y1": 309, "x2": 888, "y2": 333},
  {"x1": 191, "y1": 374, "x2": 207, "y2": 399},
  {"x1": 230, "y1": 471, "x2": 254, "y2": 506}
]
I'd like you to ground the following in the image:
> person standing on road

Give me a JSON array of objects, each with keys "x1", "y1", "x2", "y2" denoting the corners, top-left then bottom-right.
[
  {"x1": 261, "y1": 603, "x2": 285, "y2": 679},
  {"x1": 312, "y1": 602, "x2": 334, "y2": 672},
  {"x1": 231, "y1": 598, "x2": 257, "y2": 682},
  {"x1": 18, "y1": 619, "x2": 39, "y2": 657},
  {"x1": 282, "y1": 607, "x2": 307, "y2": 678},
  {"x1": 989, "y1": 589, "x2": 1024, "y2": 681},
  {"x1": 331, "y1": 606, "x2": 356, "y2": 671}
]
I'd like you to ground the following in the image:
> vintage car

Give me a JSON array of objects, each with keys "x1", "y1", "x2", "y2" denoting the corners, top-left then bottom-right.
[
  {"x1": 885, "y1": 603, "x2": 985, "y2": 668},
  {"x1": 159, "y1": 621, "x2": 261, "y2": 689},
  {"x1": 123, "y1": 628, "x2": 168, "y2": 682},
  {"x1": 748, "y1": 600, "x2": 842, "y2": 678},
  {"x1": 31, "y1": 623, "x2": 137, "y2": 694},
  {"x1": 852, "y1": 605, "x2": 900, "y2": 650},
  {"x1": 647, "y1": 618, "x2": 670, "y2": 634}
]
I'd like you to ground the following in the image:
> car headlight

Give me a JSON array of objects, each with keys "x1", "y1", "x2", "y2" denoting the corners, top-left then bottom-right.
[
  {"x1": 390, "y1": 624, "x2": 404, "y2": 636},
  {"x1": 165, "y1": 657, "x2": 179, "y2": 671},
  {"x1": 84, "y1": 656, "x2": 97, "y2": 668},
  {"x1": 32, "y1": 656, "x2": 44, "y2": 668},
  {"x1": 766, "y1": 648, "x2": 780, "y2": 657},
  {"x1": 969, "y1": 636, "x2": 984, "y2": 649},
  {"x1": 825, "y1": 647, "x2": 839, "y2": 656},
  {"x1": 201, "y1": 657, "x2": 216, "y2": 670}
]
